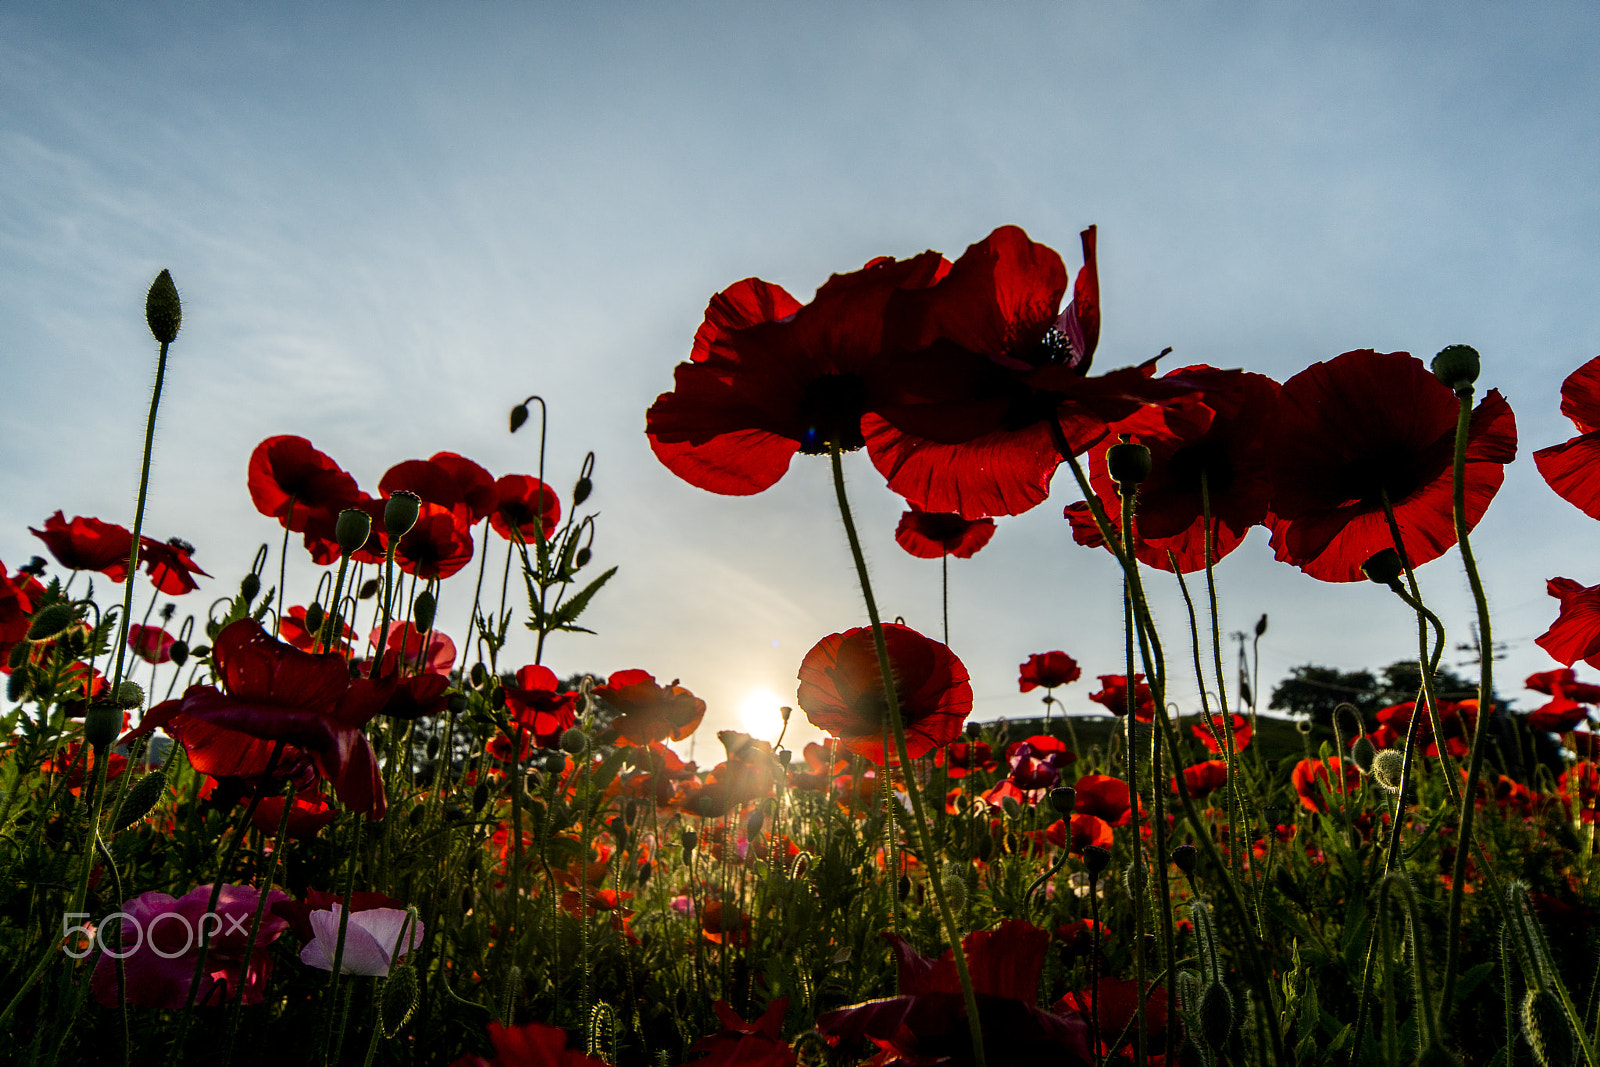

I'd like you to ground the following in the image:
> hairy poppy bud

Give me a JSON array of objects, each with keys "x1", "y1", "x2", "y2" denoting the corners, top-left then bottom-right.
[
  {"x1": 1171, "y1": 844, "x2": 1197, "y2": 875},
  {"x1": 1352, "y1": 736, "x2": 1377, "y2": 774},
  {"x1": 1362, "y1": 548, "x2": 1405, "y2": 587},
  {"x1": 1255, "y1": 613, "x2": 1268, "y2": 637},
  {"x1": 413, "y1": 590, "x2": 436, "y2": 634},
  {"x1": 85, "y1": 700, "x2": 121, "y2": 753},
  {"x1": 240, "y1": 572, "x2": 261, "y2": 602},
  {"x1": 27, "y1": 602, "x2": 78, "y2": 642},
  {"x1": 1522, "y1": 988, "x2": 1573, "y2": 1067},
  {"x1": 746, "y1": 807, "x2": 765, "y2": 836},
  {"x1": 1371, "y1": 748, "x2": 1406, "y2": 792},
  {"x1": 7, "y1": 667, "x2": 31, "y2": 703},
  {"x1": 114, "y1": 680, "x2": 144, "y2": 710},
  {"x1": 1107, "y1": 438, "x2": 1152, "y2": 487},
  {"x1": 897, "y1": 874, "x2": 911, "y2": 901},
  {"x1": 1083, "y1": 845, "x2": 1111, "y2": 878},
  {"x1": 384, "y1": 491, "x2": 421, "y2": 538},
  {"x1": 471, "y1": 782, "x2": 489, "y2": 812},
  {"x1": 470, "y1": 663, "x2": 488, "y2": 688},
  {"x1": 357, "y1": 577, "x2": 380, "y2": 600},
  {"x1": 1432, "y1": 344, "x2": 1481, "y2": 393},
  {"x1": 573, "y1": 476, "x2": 593, "y2": 507},
  {"x1": 112, "y1": 769, "x2": 167, "y2": 832},
  {"x1": 682, "y1": 830, "x2": 698, "y2": 861},
  {"x1": 8, "y1": 641, "x2": 28, "y2": 670},
  {"x1": 509, "y1": 403, "x2": 530, "y2": 434},
  {"x1": 145, "y1": 269, "x2": 181, "y2": 344},
  {"x1": 1049, "y1": 786, "x2": 1076, "y2": 814},
  {"x1": 941, "y1": 862, "x2": 969, "y2": 911},
  {"x1": 303, "y1": 603, "x2": 326, "y2": 635},
  {"x1": 1198, "y1": 981, "x2": 1235, "y2": 1050},
  {"x1": 381, "y1": 962, "x2": 419, "y2": 1036},
  {"x1": 1415, "y1": 1042, "x2": 1463, "y2": 1067},
  {"x1": 335, "y1": 508, "x2": 372, "y2": 555},
  {"x1": 559, "y1": 728, "x2": 588, "y2": 754},
  {"x1": 490, "y1": 687, "x2": 506, "y2": 710}
]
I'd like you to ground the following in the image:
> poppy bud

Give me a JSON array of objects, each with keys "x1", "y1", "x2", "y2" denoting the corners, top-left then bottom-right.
[
  {"x1": 470, "y1": 663, "x2": 488, "y2": 688},
  {"x1": 447, "y1": 692, "x2": 467, "y2": 714},
  {"x1": 573, "y1": 477, "x2": 593, "y2": 507},
  {"x1": 1522, "y1": 988, "x2": 1573, "y2": 1067},
  {"x1": 575, "y1": 547, "x2": 591, "y2": 569},
  {"x1": 357, "y1": 578, "x2": 380, "y2": 600},
  {"x1": 21, "y1": 556, "x2": 46, "y2": 576},
  {"x1": 413, "y1": 590, "x2": 436, "y2": 634},
  {"x1": 240, "y1": 572, "x2": 261, "y2": 602},
  {"x1": 1083, "y1": 845, "x2": 1111, "y2": 878},
  {"x1": 1107, "y1": 438, "x2": 1152, "y2": 487},
  {"x1": 637, "y1": 860, "x2": 652, "y2": 886},
  {"x1": 1352, "y1": 736, "x2": 1377, "y2": 774},
  {"x1": 381, "y1": 962, "x2": 419, "y2": 1036},
  {"x1": 1049, "y1": 786, "x2": 1076, "y2": 814},
  {"x1": 1198, "y1": 981, "x2": 1235, "y2": 1050},
  {"x1": 1432, "y1": 344, "x2": 1481, "y2": 393},
  {"x1": 683, "y1": 830, "x2": 698, "y2": 857},
  {"x1": 85, "y1": 699, "x2": 121, "y2": 754},
  {"x1": 1255, "y1": 613, "x2": 1268, "y2": 637},
  {"x1": 384, "y1": 491, "x2": 421, "y2": 538},
  {"x1": 1171, "y1": 843, "x2": 1197, "y2": 875},
  {"x1": 1415, "y1": 1042, "x2": 1463, "y2": 1067},
  {"x1": 115, "y1": 680, "x2": 144, "y2": 710},
  {"x1": 112, "y1": 769, "x2": 167, "y2": 833},
  {"x1": 426, "y1": 737, "x2": 439, "y2": 760},
  {"x1": 471, "y1": 783, "x2": 489, "y2": 812},
  {"x1": 746, "y1": 807, "x2": 765, "y2": 836},
  {"x1": 7, "y1": 667, "x2": 31, "y2": 703},
  {"x1": 1361, "y1": 549, "x2": 1405, "y2": 587},
  {"x1": 1296, "y1": 719, "x2": 1312, "y2": 735},
  {"x1": 335, "y1": 508, "x2": 372, "y2": 555},
  {"x1": 8, "y1": 642, "x2": 28, "y2": 669},
  {"x1": 559, "y1": 728, "x2": 587, "y2": 754},
  {"x1": 1371, "y1": 749, "x2": 1406, "y2": 792},
  {"x1": 490, "y1": 687, "x2": 506, "y2": 710},
  {"x1": 145, "y1": 269, "x2": 181, "y2": 344},
  {"x1": 191, "y1": 644, "x2": 209, "y2": 659},
  {"x1": 897, "y1": 874, "x2": 911, "y2": 901},
  {"x1": 169, "y1": 640, "x2": 189, "y2": 667},
  {"x1": 509, "y1": 403, "x2": 530, "y2": 434},
  {"x1": 303, "y1": 603, "x2": 326, "y2": 635},
  {"x1": 27, "y1": 602, "x2": 78, "y2": 642}
]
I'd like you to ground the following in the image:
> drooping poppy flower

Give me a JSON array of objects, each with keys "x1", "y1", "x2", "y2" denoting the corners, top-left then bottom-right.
[
  {"x1": 1174, "y1": 759, "x2": 1230, "y2": 798},
  {"x1": 796, "y1": 624, "x2": 972, "y2": 766},
  {"x1": 699, "y1": 900, "x2": 752, "y2": 946},
  {"x1": 1190, "y1": 712, "x2": 1252, "y2": 754},
  {"x1": 815, "y1": 920, "x2": 1093, "y2": 1066},
  {"x1": 380, "y1": 454, "x2": 499, "y2": 525},
  {"x1": 139, "y1": 536, "x2": 209, "y2": 594},
  {"x1": 1264, "y1": 350, "x2": 1517, "y2": 583},
  {"x1": 1087, "y1": 674, "x2": 1156, "y2": 722},
  {"x1": 1291, "y1": 756, "x2": 1362, "y2": 814},
  {"x1": 392, "y1": 501, "x2": 475, "y2": 580},
  {"x1": 380, "y1": 672, "x2": 453, "y2": 720},
  {"x1": 595, "y1": 669, "x2": 706, "y2": 745},
  {"x1": 1528, "y1": 667, "x2": 1600, "y2": 703},
  {"x1": 502, "y1": 665, "x2": 580, "y2": 749},
  {"x1": 1064, "y1": 366, "x2": 1280, "y2": 572},
  {"x1": 1529, "y1": 698, "x2": 1589, "y2": 734},
  {"x1": 252, "y1": 787, "x2": 339, "y2": 840},
  {"x1": 1533, "y1": 355, "x2": 1600, "y2": 519},
  {"x1": 864, "y1": 226, "x2": 1207, "y2": 520},
  {"x1": 647, "y1": 251, "x2": 949, "y2": 496},
  {"x1": 685, "y1": 998, "x2": 798, "y2": 1067},
  {"x1": 1019, "y1": 651, "x2": 1082, "y2": 692},
  {"x1": 488, "y1": 475, "x2": 562, "y2": 543},
  {"x1": 448, "y1": 1021, "x2": 613, "y2": 1067},
  {"x1": 30, "y1": 511, "x2": 134, "y2": 581},
  {"x1": 247, "y1": 436, "x2": 364, "y2": 531},
  {"x1": 89, "y1": 884, "x2": 290, "y2": 1008},
  {"x1": 127, "y1": 624, "x2": 177, "y2": 665},
  {"x1": 1537, "y1": 578, "x2": 1600, "y2": 670},
  {"x1": 894, "y1": 505, "x2": 997, "y2": 559},
  {"x1": 134, "y1": 619, "x2": 391, "y2": 817},
  {"x1": 299, "y1": 904, "x2": 422, "y2": 976}
]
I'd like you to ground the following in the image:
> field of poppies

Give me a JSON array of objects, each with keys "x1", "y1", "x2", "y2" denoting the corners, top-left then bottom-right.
[{"x1": 6, "y1": 230, "x2": 1600, "y2": 1067}]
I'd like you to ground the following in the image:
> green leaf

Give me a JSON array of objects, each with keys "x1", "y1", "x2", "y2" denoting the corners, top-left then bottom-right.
[
  {"x1": 548, "y1": 567, "x2": 617, "y2": 631},
  {"x1": 1454, "y1": 960, "x2": 1496, "y2": 1003}
]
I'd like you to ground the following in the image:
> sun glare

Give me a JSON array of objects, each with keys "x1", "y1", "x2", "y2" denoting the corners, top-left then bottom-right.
[{"x1": 739, "y1": 689, "x2": 785, "y2": 740}]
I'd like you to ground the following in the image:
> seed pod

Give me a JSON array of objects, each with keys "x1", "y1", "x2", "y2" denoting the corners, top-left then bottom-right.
[
  {"x1": 112, "y1": 770, "x2": 168, "y2": 832},
  {"x1": 1108, "y1": 438, "x2": 1152, "y2": 487},
  {"x1": 381, "y1": 964, "x2": 419, "y2": 1036},
  {"x1": 1198, "y1": 981, "x2": 1235, "y2": 1051},
  {"x1": 115, "y1": 680, "x2": 144, "y2": 709},
  {"x1": 85, "y1": 700, "x2": 122, "y2": 753},
  {"x1": 27, "y1": 602, "x2": 78, "y2": 642},
  {"x1": 384, "y1": 491, "x2": 421, "y2": 538},
  {"x1": 1171, "y1": 844, "x2": 1197, "y2": 875},
  {"x1": 1083, "y1": 845, "x2": 1111, "y2": 878},
  {"x1": 357, "y1": 578, "x2": 380, "y2": 600},
  {"x1": 559, "y1": 728, "x2": 588, "y2": 754},
  {"x1": 1371, "y1": 749, "x2": 1406, "y2": 793},
  {"x1": 336, "y1": 508, "x2": 372, "y2": 555},
  {"x1": 1048, "y1": 786, "x2": 1076, "y2": 814},
  {"x1": 1362, "y1": 549, "x2": 1405, "y2": 587},
  {"x1": 240, "y1": 572, "x2": 261, "y2": 602},
  {"x1": 145, "y1": 269, "x2": 181, "y2": 343},
  {"x1": 1432, "y1": 344, "x2": 1481, "y2": 393},
  {"x1": 413, "y1": 590, "x2": 436, "y2": 634}
]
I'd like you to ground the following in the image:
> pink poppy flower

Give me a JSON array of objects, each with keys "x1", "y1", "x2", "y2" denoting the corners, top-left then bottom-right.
[{"x1": 298, "y1": 904, "x2": 422, "y2": 976}]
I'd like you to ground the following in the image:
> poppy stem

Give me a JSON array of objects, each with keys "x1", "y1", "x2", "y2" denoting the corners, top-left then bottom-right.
[
  {"x1": 370, "y1": 538, "x2": 398, "y2": 681},
  {"x1": 274, "y1": 498, "x2": 294, "y2": 637},
  {"x1": 108, "y1": 337, "x2": 170, "y2": 695},
  {"x1": 1117, "y1": 488, "x2": 1149, "y2": 1067},
  {"x1": 221, "y1": 778, "x2": 297, "y2": 1061},
  {"x1": 827, "y1": 445, "x2": 987, "y2": 1067},
  {"x1": 941, "y1": 552, "x2": 949, "y2": 647}
]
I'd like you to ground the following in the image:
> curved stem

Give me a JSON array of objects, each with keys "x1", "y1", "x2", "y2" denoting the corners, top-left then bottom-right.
[{"x1": 829, "y1": 446, "x2": 985, "y2": 1067}]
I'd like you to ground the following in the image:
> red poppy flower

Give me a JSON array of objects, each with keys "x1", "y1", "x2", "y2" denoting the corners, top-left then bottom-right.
[
  {"x1": 796, "y1": 624, "x2": 972, "y2": 766},
  {"x1": 247, "y1": 436, "x2": 363, "y2": 532},
  {"x1": 1057, "y1": 976, "x2": 1168, "y2": 1056},
  {"x1": 371, "y1": 622, "x2": 457, "y2": 675},
  {"x1": 685, "y1": 999, "x2": 797, "y2": 1067},
  {"x1": 1173, "y1": 759, "x2": 1230, "y2": 798},
  {"x1": 252, "y1": 787, "x2": 339, "y2": 840},
  {"x1": 1190, "y1": 712, "x2": 1252, "y2": 754},
  {"x1": 502, "y1": 665, "x2": 580, "y2": 749},
  {"x1": 1538, "y1": 578, "x2": 1600, "y2": 669},
  {"x1": 392, "y1": 501, "x2": 475, "y2": 580},
  {"x1": 127, "y1": 624, "x2": 177, "y2": 665},
  {"x1": 139, "y1": 536, "x2": 209, "y2": 594},
  {"x1": 300, "y1": 495, "x2": 388, "y2": 566},
  {"x1": 933, "y1": 740, "x2": 995, "y2": 779},
  {"x1": 448, "y1": 1021, "x2": 613, "y2": 1067},
  {"x1": 1072, "y1": 773, "x2": 1144, "y2": 826},
  {"x1": 30, "y1": 511, "x2": 134, "y2": 580},
  {"x1": 1534, "y1": 355, "x2": 1600, "y2": 519},
  {"x1": 594, "y1": 669, "x2": 705, "y2": 745},
  {"x1": 0, "y1": 561, "x2": 41, "y2": 663},
  {"x1": 1528, "y1": 668, "x2": 1600, "y2": 704},
  {"x1": 1264, "y1": 350, "x2": 1517, "y2": 583},
  {"x1": 785, "y1": 739, "x2": 848, "y2": 791},
  {"x1": 1530, "y1": 697, "x2": 1589, "y2": 734},
  {"x1": 135, "y1": 619, "x2": 391, "y2": 818},
  {"x1": 1087, "y1": 674, "x2": 1156, "y2": 722},
  {"x1": 380, "y1": 453, "x2": 499, "y2": 525},
  {"x1": 864, "y1": 226, "x2": 1206, "y2": 520},
  {"x1": 894, "y1": 505, "x2": 997, "y2": 559},
  {"x1": 1064, "y1": 366, "x2": 1280, "y2": 572},
  {"x1": 1046, "y1": 813, "x2": 1115, "y2": 852},
  {"x1": 815, "y1": 920, "x2": 1092, "y2": 1066},
  {"x1": 380, "y1": 672, "x2": 453, "y2": 720},
  {"x1": 646, "y1": 252, "x2": 948, "y2": 496},
  {"x1": 1291, "y1": 756, "x2": 1361, "y2": 814},
  {"x1": 279, "y1": 606, "x2": 355, "y2": 655},
  {"x1": 1019, "y1": 651, "x2": 1082, "y2": 692},
  {"x1": 488, "y1": 475, "x2": 561, "y2": 543},
  {"x1": 700, "y1": 900, "x2": 752, "y2": 946}
]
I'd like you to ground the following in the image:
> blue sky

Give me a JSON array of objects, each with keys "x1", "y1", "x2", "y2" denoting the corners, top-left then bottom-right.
[{"x1": 4, "y1": 3, "x2": 1600, "y2": 751}]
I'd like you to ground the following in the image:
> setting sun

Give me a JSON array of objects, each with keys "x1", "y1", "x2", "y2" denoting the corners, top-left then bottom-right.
[{"x1": 738, "y1": 688, "x2": 786, "y2": 740}]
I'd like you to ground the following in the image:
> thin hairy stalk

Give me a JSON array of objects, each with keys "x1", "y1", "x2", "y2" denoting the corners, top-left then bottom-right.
[
  {"x1": 829, "y1": 446, "x2": 986, "y2": 1067},
  {"x1": 941, "y1": 552, "x2": 949, "y2": 646},
  {"x1": 108, "y1": 337, "x2": 170, "y2": 693},
  {"x1": 320, "y1": 814, "x2": 366, "y2": 1065},
  {"x1": 273, "y1": 500, "x2": 294, "y2": 638},
  {"x1": 1118, "y1": 493, "x2": 1149, "y2": 1067},
  {"x1": 221, "y1": 779, "x2": 297, "y2": 1059}
]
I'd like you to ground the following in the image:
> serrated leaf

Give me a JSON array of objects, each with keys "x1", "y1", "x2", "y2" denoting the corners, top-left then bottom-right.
[
  {"x1": 548, "y1": 567, "x2": 617, "y2": 631},
  {"x1": 1455, "y1": 960, "x2": 1496, "y2": 1003}
]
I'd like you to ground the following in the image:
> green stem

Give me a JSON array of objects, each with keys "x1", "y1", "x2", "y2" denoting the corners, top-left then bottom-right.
[
  {"x1": 109, "y1": 338, "x2": 170, "y2": 693},
  {"x1": 221, "y1": 778, "x2": 297, "y2": 1059},
  {"x1": 829, "y1": 446, "x2": 985, "y2": 1067},
  {"x1": 1118, "y1": 491, "x2": 1148, "y2": 1067}
]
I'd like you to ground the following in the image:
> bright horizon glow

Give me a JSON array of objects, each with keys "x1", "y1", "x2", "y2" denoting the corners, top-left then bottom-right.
[{"x1": 738, "y1": 688, "x2": 786, "y2": 743}]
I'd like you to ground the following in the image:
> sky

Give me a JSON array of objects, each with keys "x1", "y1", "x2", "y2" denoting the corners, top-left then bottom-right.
[{"x1": 4, "y1": 3, "x2": 1600, "y2": 756}]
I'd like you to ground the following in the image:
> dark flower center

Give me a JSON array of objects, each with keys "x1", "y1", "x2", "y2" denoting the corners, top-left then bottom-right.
[
  {"x1": 797, "y1": 374, "x2": 869, "y2": 455},
  {"x1": 1335, "y1": 446, "x2": 1427, "y2": 508},
  {"x1": 1019, "y1": 326, "x2": 1092, "y2": 373},
  {"x1": 915, "y1": 513, "x2": 972, "y2": 542}
]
